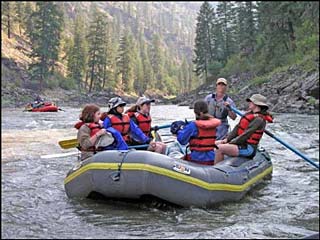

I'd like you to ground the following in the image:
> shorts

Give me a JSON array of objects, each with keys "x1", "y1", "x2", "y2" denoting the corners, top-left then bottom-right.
[{"x1": 238, "y1": 144, "x2": 255, "y2": 158}]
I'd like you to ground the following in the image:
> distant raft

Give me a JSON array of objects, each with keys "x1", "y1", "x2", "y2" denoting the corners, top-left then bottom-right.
[
  {"x1": 25, "y1": 102, "x2": 59, "y2": 112},
  {"x1": 64, "y1": 148, "x2": 273, "y2": 208}
]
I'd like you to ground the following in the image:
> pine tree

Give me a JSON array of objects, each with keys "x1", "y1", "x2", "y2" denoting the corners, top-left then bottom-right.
[
  {"x1": 216, "y1": 2, "x2": 237, "y2": 63},
  {"x1": 234, "y1": 2, "x2": 257, "y2": 56},
  {"x1": 14, "y1": 2, "x2": 25, "y2": 36},
  {"x1": 24, "y1": 2, "x2": 34, "y2": 38},
  {"x1": 2, "y1": 1, "x2": 14, "y2": 38},
  {"x1": 86, "y1": 6, "x2": 108, "y2": 92},
  {"x1": 150, "y1": 34, "x2": 164, "y2": 89},
  {"x1": 141, "y1": 43, "x2": 154, "y2": 91},
  {"x1": 27, "y1": 2, "x2": 64, "y2": 91},
  {"x1": 67, "y1": 14, "x2": 87, "y2": 92},
  {"x1": 117, "y1": 33, "x2": 134, "y2": 92},
  {"x1": 193, "y1": 1, "x2": 215, "y2": 81}
]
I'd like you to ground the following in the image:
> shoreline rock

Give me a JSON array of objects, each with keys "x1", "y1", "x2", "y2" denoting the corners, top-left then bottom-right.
[{"x1": 166, "y1": 66, "x2": 319, "y2": 115}]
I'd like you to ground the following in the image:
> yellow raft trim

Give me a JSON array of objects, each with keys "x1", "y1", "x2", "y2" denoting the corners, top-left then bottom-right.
[{"x1": 64, "y1": 163, "x2": 273, "y2": 192}]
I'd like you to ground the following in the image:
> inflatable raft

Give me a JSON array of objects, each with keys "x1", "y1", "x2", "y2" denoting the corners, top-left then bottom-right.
[
  {"x1": 64, "y1": 148, "x2": 272, "y2": 208},
  {"x1": 25, "y1": 102, "x2": 59, "y2": 112}
]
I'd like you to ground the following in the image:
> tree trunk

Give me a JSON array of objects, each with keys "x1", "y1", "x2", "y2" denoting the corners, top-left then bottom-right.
[
  {"x1": 287, "y1": 20, "x2": 296, "y2": 52},
  {"x1": 7, "y1": 6, "x2": 11, "y2": 39},
  {"x1": 89, "y1": 62, "x2": 95, "y2": 93}
]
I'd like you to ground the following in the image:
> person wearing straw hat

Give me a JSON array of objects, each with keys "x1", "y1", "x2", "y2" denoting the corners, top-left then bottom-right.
[
  {"x1": 204, "y1": 78, "x2": 237, "y2": 140},
  {"x1": 214, "y1": 94, "x2": 273, "y2": 164}
]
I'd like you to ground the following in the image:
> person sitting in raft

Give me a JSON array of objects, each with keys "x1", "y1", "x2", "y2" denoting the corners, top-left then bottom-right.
[
  {"x1": 103, "y1": 97, "x2": 152, "y2": 147},
  {"x1": 125, "y1": 96, "x2": 156, "y2": 144},
  {"x1": 214, "y1": 94, "x2": 273, "y2": 165},
  {"x1": 170, "y1": 100, "x2": 221, "y2": 165},
  {"x1": 75, "y1": 104, "x2": 128, "y2": 161},
  {"x1": 32, "y1": 95, "x2": 44, "y2": 108}
]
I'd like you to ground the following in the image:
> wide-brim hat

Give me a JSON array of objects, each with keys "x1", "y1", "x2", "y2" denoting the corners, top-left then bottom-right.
[
  {"x1": 136, "y1": 96, "x2": 155, "y2": 106},
  {"x1": 246, "y1": 94, "x2": 269, "y2": 109}
]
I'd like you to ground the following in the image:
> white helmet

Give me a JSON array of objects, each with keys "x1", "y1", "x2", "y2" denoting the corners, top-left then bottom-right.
[{"x1": 108, "y1": 97, "x2": 126, "y2": 110}]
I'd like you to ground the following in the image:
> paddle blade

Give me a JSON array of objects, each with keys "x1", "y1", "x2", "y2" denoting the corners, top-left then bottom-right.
[
  {"x1": 59, "y1": 139, "x2": 78, "y2": 149},
  {"x1": 41, "y1": 151, "x2": 78, "y2": 159}
]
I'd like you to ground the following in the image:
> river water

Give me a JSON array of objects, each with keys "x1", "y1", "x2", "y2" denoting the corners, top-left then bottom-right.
[{"x1": 1, "y1": 105, "x2": 319, "y2": 239}]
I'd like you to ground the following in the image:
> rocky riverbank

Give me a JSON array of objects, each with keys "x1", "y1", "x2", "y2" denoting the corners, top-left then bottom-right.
[
  {"x1": 1, "y1": 84, "x2": 170, "y2": 109},
  {"x1": 169, "y1": 62, "x2": 319, "y2": 115}
]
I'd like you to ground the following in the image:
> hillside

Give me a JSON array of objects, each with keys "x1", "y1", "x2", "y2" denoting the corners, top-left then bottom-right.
[
  {"x1": 171, "y1": 57, "x2": 319, "y2": 115},
  {"x1": 1, "y1": 2, "x2": 201, "y2": 107}
]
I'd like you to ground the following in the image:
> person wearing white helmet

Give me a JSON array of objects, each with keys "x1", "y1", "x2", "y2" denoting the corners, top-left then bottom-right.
[
  {"x1": 103, "y1": 97, "x2": 151, "y2": 145},
  {"x1": 204, "y1": 78, "x2": 237, "y2": 140},
  {"x1": 125, "y1": 96, "x2": 155, "y2": 140}
]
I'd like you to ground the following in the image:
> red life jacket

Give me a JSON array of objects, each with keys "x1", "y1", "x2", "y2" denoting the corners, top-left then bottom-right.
[
  {"x1": 74, "y1": 121, "x2": 102, "y2": 152},
  {"x1": 133, "y1": 112, "x2": 152, "y2": 137},
  {"x1": 108, "y1": 114, "x2": 131, "y2": 142},
  {"x1": 237, "y1": 112, "x2": 273, "y2": 145},
  {"x1": 189, "y1": 118, "x2": 221, "y2": 151},
  {"x1": 74, "y1": 121, "x2": 101, "y2": 137},
  {"x1": 126, "y1": 111, "x2": 135, "y2": 118}
]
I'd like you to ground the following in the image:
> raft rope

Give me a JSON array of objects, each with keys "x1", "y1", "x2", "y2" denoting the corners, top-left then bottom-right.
[{"x1": 110, "y1": 150, "x2": 133, "y2": 181}]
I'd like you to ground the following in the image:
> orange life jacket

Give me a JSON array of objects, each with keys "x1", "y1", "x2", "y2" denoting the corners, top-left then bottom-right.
[
  {"x1": 237, "y1": 112, "x2": 273, "y2": 145},
  {"x1": 74, "y1": 121, "x2": 101, "y2": 137},
  {"x1": 133, "y1": 112, "x2": 152, "y2": 137},
  {"x1": 189, "y1": 118, "x2": 221, "y2": 151},
  {"x1": 108, "y1": 114, "x2": 131, "y2": 142},
  {"x1": 74, "y1": 122, "x2": 102, "y2": 152}
]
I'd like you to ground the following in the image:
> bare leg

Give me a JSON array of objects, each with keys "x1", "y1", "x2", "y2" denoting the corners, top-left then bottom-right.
[{"x1": 214, "y1": 143, "x2": 239, "y2": 165}]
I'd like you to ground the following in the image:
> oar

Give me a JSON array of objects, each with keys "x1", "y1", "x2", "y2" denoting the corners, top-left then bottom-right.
[
  {"x1": 41, "y1": 151, "x2": 79, "y2": 159},
  {"x1": 42, "y1": 142, "x2": 172, "y2": 159},
  {"x1": 229, "y1": 106, "x2": 319, "y2": 170},
  {"x1": 59, "y1": 123, "x2": 175, "y2": 150},
  {"x1": 58, "y1": 108, "x2": 65, "y2": 111},
  {"x1": 59, "y1": 139, "x2": 78, "y2": 149}
]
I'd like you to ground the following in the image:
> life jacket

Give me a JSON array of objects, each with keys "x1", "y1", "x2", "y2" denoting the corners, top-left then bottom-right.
[
  {"x1": 108, "y1": 114, "x2": 131, "y2": 142},
  {"x1": 133, "y1": 112, "x2": 152, "y2": 137},
  {"x1": 207, "y1": 94, "x2": 229, "y2": 120},
  {"x1": 74, "y1": 121, "x2": 101, "y2": 136},
  {"x1": 74, "y1": 121, "x2": 103, "y2": 152},
  {"x1": 126, "y1": 111, "x2": 135, "y2": 118},
  {"x1": 237, "y1": 112, "x2": 273, "y2": 145},
  {"x1": 189, "y1": 118, "x2": 221, "y2": 151}
]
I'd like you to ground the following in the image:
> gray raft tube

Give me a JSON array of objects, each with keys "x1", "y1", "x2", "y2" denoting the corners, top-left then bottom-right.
[{"x1": 64, "y1": 148, "x2": 273, "y2": 208}]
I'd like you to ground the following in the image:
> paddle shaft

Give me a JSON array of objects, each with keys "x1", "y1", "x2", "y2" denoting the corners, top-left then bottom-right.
[
  {"x1": 46, "y1": 140, "x2": 176, "y2": 159},
  {"x1": 229, "y1": 106, "x2": 319, "y2": 169}
]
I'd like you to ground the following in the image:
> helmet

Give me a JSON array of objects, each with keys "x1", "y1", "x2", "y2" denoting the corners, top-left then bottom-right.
[{"x1": 108, "y1": 97, "x2": 126, "y2": 110}]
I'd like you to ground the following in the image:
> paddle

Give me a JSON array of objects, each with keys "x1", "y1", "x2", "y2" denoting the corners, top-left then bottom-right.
[
  {"x1": 59, "y1": 122, "x2": 176, "y2": 150},
  {"x1": 59, "y1": 138, "x2": 79, "y2": 149},
  {"x1": 43, "y1": 140, "x2": 177, "y2": 159},
  {"x1": 229, "y1": 106, "x2": 319, "y2": 170}
]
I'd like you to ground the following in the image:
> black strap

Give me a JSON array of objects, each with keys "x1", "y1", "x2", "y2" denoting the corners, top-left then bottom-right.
[{"x1": 212, "y1": 93, "x2": 228, "y2": 101}]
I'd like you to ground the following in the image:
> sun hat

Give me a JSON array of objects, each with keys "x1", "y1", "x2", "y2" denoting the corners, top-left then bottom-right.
[{"x1": 246, "y1": 94, "x2": 269, "y2": 109}]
